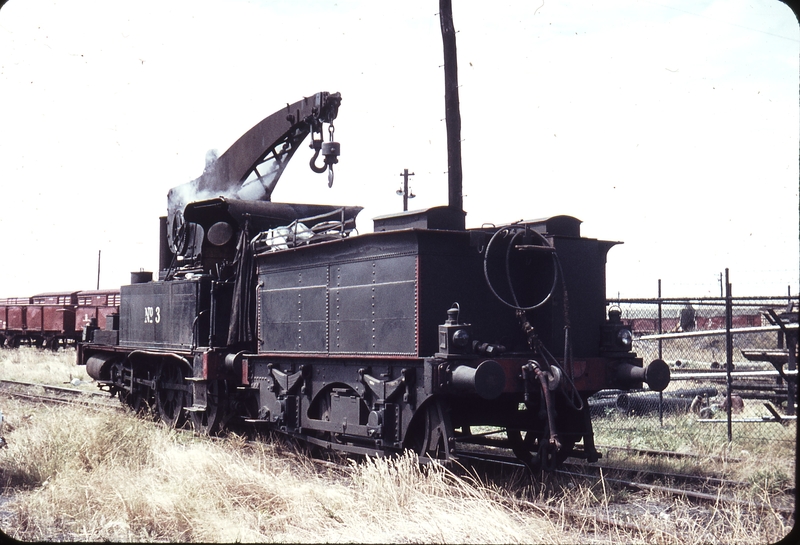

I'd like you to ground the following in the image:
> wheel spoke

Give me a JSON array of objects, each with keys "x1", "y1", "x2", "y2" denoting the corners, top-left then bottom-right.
[
  {"x1": 155, "y1": 362, "x2": 189, "y2": 428},
  {"x1": 508, "y1": 428, "x2": 575, "y2": 472},
  {"x1": 114, "y1": 360, "x2": 153, "y2": 417},
  {"x1": 406, "y1": 399, "x2": 453, "y2": 462},
  {"x1": 510, "y1": 426, "x2": 549, "y2": 472},
  {"x1": 190, "y1": 380, "x2": 225, "y2": 435}
]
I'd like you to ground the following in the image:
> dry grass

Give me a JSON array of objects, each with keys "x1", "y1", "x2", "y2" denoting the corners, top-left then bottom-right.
[
  {"x1": 0, "y1": 347, "x2": 91, "y2": 389},
  {"x1": 0, "y1": 348, "x2": 794, "y2": 543},
  {"x1": 592, "y1": 409, "x2": 796, "y2": 488},
  {"x1": 506, "y1": 467, "x2": 794, "y2": 544},
  {"x1": 0, "y1": 399, "x2": 574, "y2": 543}
]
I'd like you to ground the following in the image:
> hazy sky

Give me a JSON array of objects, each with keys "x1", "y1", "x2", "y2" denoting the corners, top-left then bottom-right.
[{"x1": 0, "y1": 0, "x2": 797, "y2": 299}]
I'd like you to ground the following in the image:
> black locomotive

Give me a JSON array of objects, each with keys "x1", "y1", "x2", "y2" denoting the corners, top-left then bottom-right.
[{"x1": 77, "y1": 89, "x2": 669, "y2": 471}]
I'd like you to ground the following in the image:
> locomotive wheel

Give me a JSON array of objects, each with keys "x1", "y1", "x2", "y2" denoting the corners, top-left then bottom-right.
[
  {"x1": 507, "y1": 429, "x2": 542, "y2": 471},
  {"x1": 111, "y1": 360, "x2": 154, "y2": 417},
  {"x1": 155, "y1": 362, "x2": 189, "y2": 428},
  {"x1": 189, "y1": 380, "x2": 225, "y2": 435},
  {"x1": 120, "y1": 389, "x2": 151, "y2": 416},
  {"x1": 508, "y1": 429, "x2": 575, "y2": 472},
  {"x1": 405, "y1": 399, "x2": 453, "y2": 461}
]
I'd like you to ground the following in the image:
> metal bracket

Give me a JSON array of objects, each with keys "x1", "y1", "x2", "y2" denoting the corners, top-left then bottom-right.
[
  {"x1": 268, "y1": 364, "x2": 305, "y2": 395},
  {"x1": 764, "y1": 309, "x2": 798, "y2": 384},
  {"x1": 358, "y1": 368, "x2": 413, "y2": 403}
]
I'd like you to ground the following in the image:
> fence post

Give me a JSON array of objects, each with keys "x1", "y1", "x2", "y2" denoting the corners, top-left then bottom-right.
[
  {"x1": 778, "y1": 285, "x2": 790, "y2": 349},
  {"x1": 725, "y1": 268, "x2": 733, "y2": 443},
  {"x1": 787, "y1": 325, "x2": 797, "y2": 417},
  {"x1": 658, "y1": 279, "x2": 664, "y2": 426}
]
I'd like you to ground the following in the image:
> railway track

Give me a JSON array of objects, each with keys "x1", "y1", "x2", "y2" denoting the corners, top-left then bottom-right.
[
  {"x1": 451, "y1": 447, "x2": 795, "y2": 518},
  {"x1": 199, "y1": 414, "x2": 796, "y2": 521},
  {"x1": 2, "y1": 377, "x2": 793, "y2": 524},
  {"x1": 0, "y1": 379, "x2": 121, "y2": 412},
  {"x1": 592, "y1": 443, "x2": 742, "y2": 463},
  {"x1": 2, "y1": 380, "x2": 794, "y2": 543},
  {"x1": 297, "y1": 441, "x2": 795, "y2": 537},
  {"x1": 506, "y1": 496, "x2": 684, "y2": 542},
  {"x1": 452, "y1": 448, "x2": 794, "y2": 541}
]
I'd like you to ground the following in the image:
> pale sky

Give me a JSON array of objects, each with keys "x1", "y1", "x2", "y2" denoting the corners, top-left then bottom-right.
[{"x1": 0, "y1": 0, "x2": 798, "y2": 299}]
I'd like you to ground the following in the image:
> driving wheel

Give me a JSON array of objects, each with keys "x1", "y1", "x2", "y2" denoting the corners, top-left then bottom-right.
[
  {"x1": 155, "y1": 361, "x2": 190, "y2": 428},
  {"x1": 189, "y1": 380, "x2": 226, "y2": 435}
]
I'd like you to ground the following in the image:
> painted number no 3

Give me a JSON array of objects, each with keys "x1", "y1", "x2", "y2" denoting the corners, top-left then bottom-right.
[{"x1": 144, "y1": 306, "x2": 161, "y2": 324}]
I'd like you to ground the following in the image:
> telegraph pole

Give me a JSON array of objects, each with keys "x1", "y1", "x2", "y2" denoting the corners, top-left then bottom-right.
[
  {"x1": 439, "y1": 0, "x2": 463, "y2": 214},
  {"x1": 397, "y1": 169, "x2": 415, "y2": 211}
]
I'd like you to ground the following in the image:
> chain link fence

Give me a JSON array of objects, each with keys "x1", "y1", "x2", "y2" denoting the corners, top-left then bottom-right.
[{"x1": 588, "y1": 293, "x2": 797, "y2": 477}]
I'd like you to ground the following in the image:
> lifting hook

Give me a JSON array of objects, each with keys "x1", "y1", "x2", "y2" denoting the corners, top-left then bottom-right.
[{"x1": 309, "y1": 124, "x2": 340, "y2": 187}]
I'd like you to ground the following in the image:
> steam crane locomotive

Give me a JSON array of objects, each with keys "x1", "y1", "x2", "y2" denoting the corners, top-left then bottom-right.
[
  {"x1": 77, "y1": 88, "x2": 669, "y2": 470},
  {"x1": 78, "y1": 5, "x2": 669, "y2": 471}
]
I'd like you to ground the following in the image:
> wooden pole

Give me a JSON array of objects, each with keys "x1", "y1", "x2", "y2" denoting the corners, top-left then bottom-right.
[{"x1": 439, "y1": 0, "x2": 463, "y2": 213}]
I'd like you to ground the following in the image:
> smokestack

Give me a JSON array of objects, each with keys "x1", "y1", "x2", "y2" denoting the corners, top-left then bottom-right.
[{"x1": 439, "y1": 0, "x2": 463, "y2": 214}]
